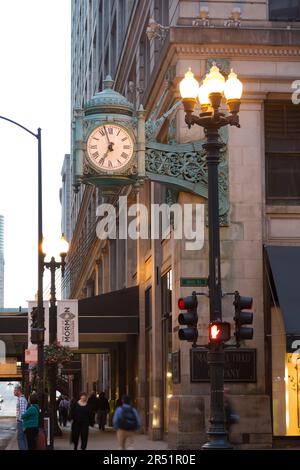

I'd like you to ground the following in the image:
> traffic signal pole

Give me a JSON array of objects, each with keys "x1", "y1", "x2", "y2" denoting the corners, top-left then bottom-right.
[
  {"x1": 179, "y1": 64, "x2": 244, "y2": 450},
  {"x1": 202, "y1": 123, "x2": 232, "y2": 450}
]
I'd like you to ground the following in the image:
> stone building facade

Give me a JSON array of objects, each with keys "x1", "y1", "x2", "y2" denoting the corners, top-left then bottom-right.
[{"x1": 64, "y1": 0, "x2": 300, "y2": 448}]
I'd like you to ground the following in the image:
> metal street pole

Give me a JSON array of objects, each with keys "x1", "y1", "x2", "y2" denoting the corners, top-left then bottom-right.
[
  {"x1": 37, "y1": 127, "x2": 45, "y2": 424},
  {"x1": 179, "y1": 64, "x2": 243, "y2": 450},
  {"x1": 0, "y1": 116, "x2": 45, "y2": 422},
  {"x1": 202, "y1": 125, "x2": 231, "y2": 449},
  {"x1": 49, "y1": 257, "x2": 58, "y2": 450},
  {"x1": 44, "y1": 255, "x2": 66, "y2": 449}
]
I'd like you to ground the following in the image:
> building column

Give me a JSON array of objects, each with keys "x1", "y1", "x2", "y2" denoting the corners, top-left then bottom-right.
[
  {"x1": 136, "y1": 186, "x2": 147, "y2": 432},
  {"x1": 118, "y1": 343, "x2": 127, "y2": 397},
  {"x1": 149, "y1": 182, "x2": 164, "y2": 440},
  {"x1": 95, "y1": 258, "x2": 101, "y2": 296}
]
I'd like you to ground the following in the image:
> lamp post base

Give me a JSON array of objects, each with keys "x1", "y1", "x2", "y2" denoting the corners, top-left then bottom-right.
[{"x1": 202, "y1": 434, "x2": 233, "y2": 450}]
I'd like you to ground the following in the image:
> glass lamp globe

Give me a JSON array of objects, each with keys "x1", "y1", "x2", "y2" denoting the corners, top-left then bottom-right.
[
  {"x1": 205, "y1": 64, "x2": 225, "y2": 95},
  {"x1": 59, "y1": 234, "x2": 69, "y2": 257},
  {"x1": 179, "y1": 68, "x2": 200, "y2": 99},
  {"x1": 224, "y1": 69, "x2": 243, "y2": 100},
  {"x1": 198, "y1": 78, "x2": 210, "y2": 106},
  {"x1": 42, "y1": 237, "x2": 50, "y2": 258}
]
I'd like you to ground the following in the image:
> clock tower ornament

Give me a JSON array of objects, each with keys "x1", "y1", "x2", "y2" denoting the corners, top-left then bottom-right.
[
  {"x1": 73, "y1": 75, "x2": 145, "y2": 192},
  {"x1": 72, "y1": 70, "x2": 229, "y2": 225}
]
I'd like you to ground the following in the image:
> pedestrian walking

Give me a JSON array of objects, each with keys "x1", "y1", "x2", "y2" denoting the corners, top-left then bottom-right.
[
  {"x1": 70, "y1": 392, "x2": 92, "y2": 450},
  {"x1": 21, "y1": 393, "x2": 40, "y2": 450},
  {"x1": 59, "y1": 395, "x2": 70, "y2": 427},
  {"x1": 87, "y1": 391, "x2": 98, "y2": 427},
  {"x1": 224, "y1": 388, "x2": 240, "y2": 439},
  {"x1": 97, "y1": 392, "x2": 110, "y2": 431},
  {"x1": 113, "y1": 395, "x2": 141, "y2": 450},
  {"x1": 14, "y1": 384, "x2": 28, "y2": 450}
]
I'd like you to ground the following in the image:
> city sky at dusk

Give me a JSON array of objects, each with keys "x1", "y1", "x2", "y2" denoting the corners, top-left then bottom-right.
[{"x1": 0, "y1": 0, "x2": 71, "y2": 306}]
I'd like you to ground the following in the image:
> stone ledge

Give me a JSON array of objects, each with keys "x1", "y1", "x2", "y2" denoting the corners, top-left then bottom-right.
[{"x1": 170, "y1": 26, "x2": 300, "y2": 47}]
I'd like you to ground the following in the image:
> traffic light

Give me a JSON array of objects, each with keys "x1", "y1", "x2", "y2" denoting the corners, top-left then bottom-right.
[
  {"x1": 30, "y1": 328, "x2": 44, "y2": 344},
  {"x1": 178, "y1": 293, "x2": 198, "y2": 344},
  {"x1": 30, "y1": 306, "x2": 44, "y2": 344},
  {"x1": 233, "y1": 291, "x2": 254, "y2": 347},
  {"x1": 209, "y1": 321, "x2": 231, "y2": 343}
]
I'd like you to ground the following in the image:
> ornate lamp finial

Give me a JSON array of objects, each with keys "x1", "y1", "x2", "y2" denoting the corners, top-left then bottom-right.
[{"x1": 103, "y1": 75, "x2": 114, "y2": 90}]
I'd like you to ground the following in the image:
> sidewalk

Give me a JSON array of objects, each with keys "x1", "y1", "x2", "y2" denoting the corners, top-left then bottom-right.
[
  {"x1": 6, "y1": 424, "x2": 168, "y2": 451},
  {"x1": 0, "y1": 418, "x2": 16, "y2": 450}
]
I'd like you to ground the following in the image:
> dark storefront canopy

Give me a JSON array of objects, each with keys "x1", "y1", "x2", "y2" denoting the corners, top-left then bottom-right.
[
  {"x1": 266, "y1": 245, "x2": 300, "y2": 335},
  {"x1": 0, "y1": 286, "x2": 139, "y2": 336},
  {"x1": 78, "y1": 285, "x2": 139, "y2": 334}
]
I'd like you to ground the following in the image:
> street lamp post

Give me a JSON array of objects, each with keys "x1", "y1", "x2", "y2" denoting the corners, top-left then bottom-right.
[
  {"x1": 179, "y1": 65, "x2": 243, "y2": 449},
  {"x1": 0, "y1": 116, "x2": 45, "y2": 422},
  {"x1": 43, "y1": 235, "x2": 69, "y2": 450}
]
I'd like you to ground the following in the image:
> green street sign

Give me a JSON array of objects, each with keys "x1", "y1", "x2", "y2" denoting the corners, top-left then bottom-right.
[{"x1": 180, "y1": 277, "x2": 208, "y2": 287}]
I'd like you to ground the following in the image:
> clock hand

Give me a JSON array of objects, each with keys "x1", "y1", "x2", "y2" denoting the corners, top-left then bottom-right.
[
  {"x1": 104, "y1": 126, "x2": 112, "y2": 145},
  {"x1": 102, "y1": 148, "x2": 110, "y2": 160},
  {"x1": 103, "y1": 126, "x2": 115, "y2": 152},
  {"x1": 100, "y1": 144, "x2": 114, "y2": 164}
]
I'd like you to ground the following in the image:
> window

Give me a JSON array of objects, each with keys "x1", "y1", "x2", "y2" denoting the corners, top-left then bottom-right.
[
  {"x1": 269, "y1": 0, "x2": 300, "y2": 21},
  {"x1": 109, "y1": 239, "x2": 117, "y2": 291},
  {"x1": 139, "y1": 23, "x2": 150, "y2": 92},
  {"x1": 118, "y1": 0, "x2": 126, "y2": 48},
  {"x1": 161, "y1": 270, "x2": 173, "y2": 433},
  {"x1": 104, "y1": 48, "x2": 109, "y2": 77},
  {"x1": 145, "y1": 287, "x2": 152, "y2": 330},
  {"x1": 265, "y1": 101, "x2": 300, "y2": 204},
  {"x1": 145, "y1": 287, "x2": 152, "y2": 430},
  {"x1": 154, "y1": 0, "x2": 169, "y2": 26},
  {"x1": 111, "y1": 16, "x2": 117, "y2": 76},
  {"x1": 154, "y1": 1, "x2": 169, "y2": 62}
]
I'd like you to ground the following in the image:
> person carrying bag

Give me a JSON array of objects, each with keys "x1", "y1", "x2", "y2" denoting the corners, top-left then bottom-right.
[{"x1": 21, "y1": 393, "x2": 40, "y2": 450}]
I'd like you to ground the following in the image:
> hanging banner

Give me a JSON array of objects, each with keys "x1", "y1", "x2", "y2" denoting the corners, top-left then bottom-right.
[
  {"x1": 57, "y1": 300, "x2": 79, "y2": 348},
  {"x1": 25, "y1": 348, "x2": 38, "y2": 364},
  {"x1": 27, "y1": 300, "x2": 49, "y2": 349}
]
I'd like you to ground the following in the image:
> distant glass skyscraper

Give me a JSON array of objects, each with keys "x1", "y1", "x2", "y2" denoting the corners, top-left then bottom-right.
[{"x1": 0, "y1": 215, "x2": 4, "y2": 308}]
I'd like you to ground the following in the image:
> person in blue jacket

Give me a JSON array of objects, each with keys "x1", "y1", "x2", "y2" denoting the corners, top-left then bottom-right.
[
  {"x1": 113, "y1": 395, "x2": 141, "y2": 450},
  {"x1": 21, "y1": 393, "x2": 40, "y2": 450}
]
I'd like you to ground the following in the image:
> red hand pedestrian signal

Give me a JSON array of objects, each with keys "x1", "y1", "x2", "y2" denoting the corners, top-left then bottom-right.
[
  {"x1": 210, "y1": 324, "x2": 220, "y2": 339},
  {"x1": 209, "y1": 321, "x2": 231, "y2": 342}
]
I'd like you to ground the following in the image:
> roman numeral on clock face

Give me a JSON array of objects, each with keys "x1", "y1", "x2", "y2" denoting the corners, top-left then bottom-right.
[
  {"x1": 121, "y1": 152, "x2": 129, "y2": 159},
  {"x1": 108, "y1": 161, "x2": 113, "y2": 168},
  {"x1": 92, "y1": 151, "x2": 99, "y2": 159},
  {"x1": 89, "y1": 145, "x2": 97, "y2": 149},
  {"x1": 108, "y1": 127, "x2": 113, "y2": 135}
]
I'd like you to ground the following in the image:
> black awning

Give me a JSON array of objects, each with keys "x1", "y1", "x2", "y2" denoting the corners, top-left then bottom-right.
[
  {"x1": 78, "y1": 285, "x2": 139, "y2": 334},
  {"x1": 266, "y1": 245, "x2": 300, "y2": 335}
]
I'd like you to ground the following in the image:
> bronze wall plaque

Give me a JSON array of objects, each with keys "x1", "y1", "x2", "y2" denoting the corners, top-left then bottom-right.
[{"x1": 190, "y1": 348, "x2": 257, "y2": 382}]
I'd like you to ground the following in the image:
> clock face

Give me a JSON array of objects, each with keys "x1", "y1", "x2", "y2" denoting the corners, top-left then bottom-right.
[{"x1": 86, "y1": 123, "x2": 134, "y2": 172}]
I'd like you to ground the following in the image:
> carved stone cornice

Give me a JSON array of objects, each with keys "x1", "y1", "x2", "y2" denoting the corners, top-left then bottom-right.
[
  {"x1": 175, "y1": 45, "x2": 300, "y2": 57},
  {"x1": 170, "y1": 26, "x2": 300, "y2": 48}
]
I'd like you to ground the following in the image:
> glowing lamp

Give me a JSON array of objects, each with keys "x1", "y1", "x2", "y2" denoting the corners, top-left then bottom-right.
[
  {"x1": 224, "y1": 69, "x2": 243, "y2": 101},
  {"x1": 205, "y1": 64, "x2": 225, "y2": 96},
  {"x1": 179, "y1": 68, "x2": 199, "y2": 99}
]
